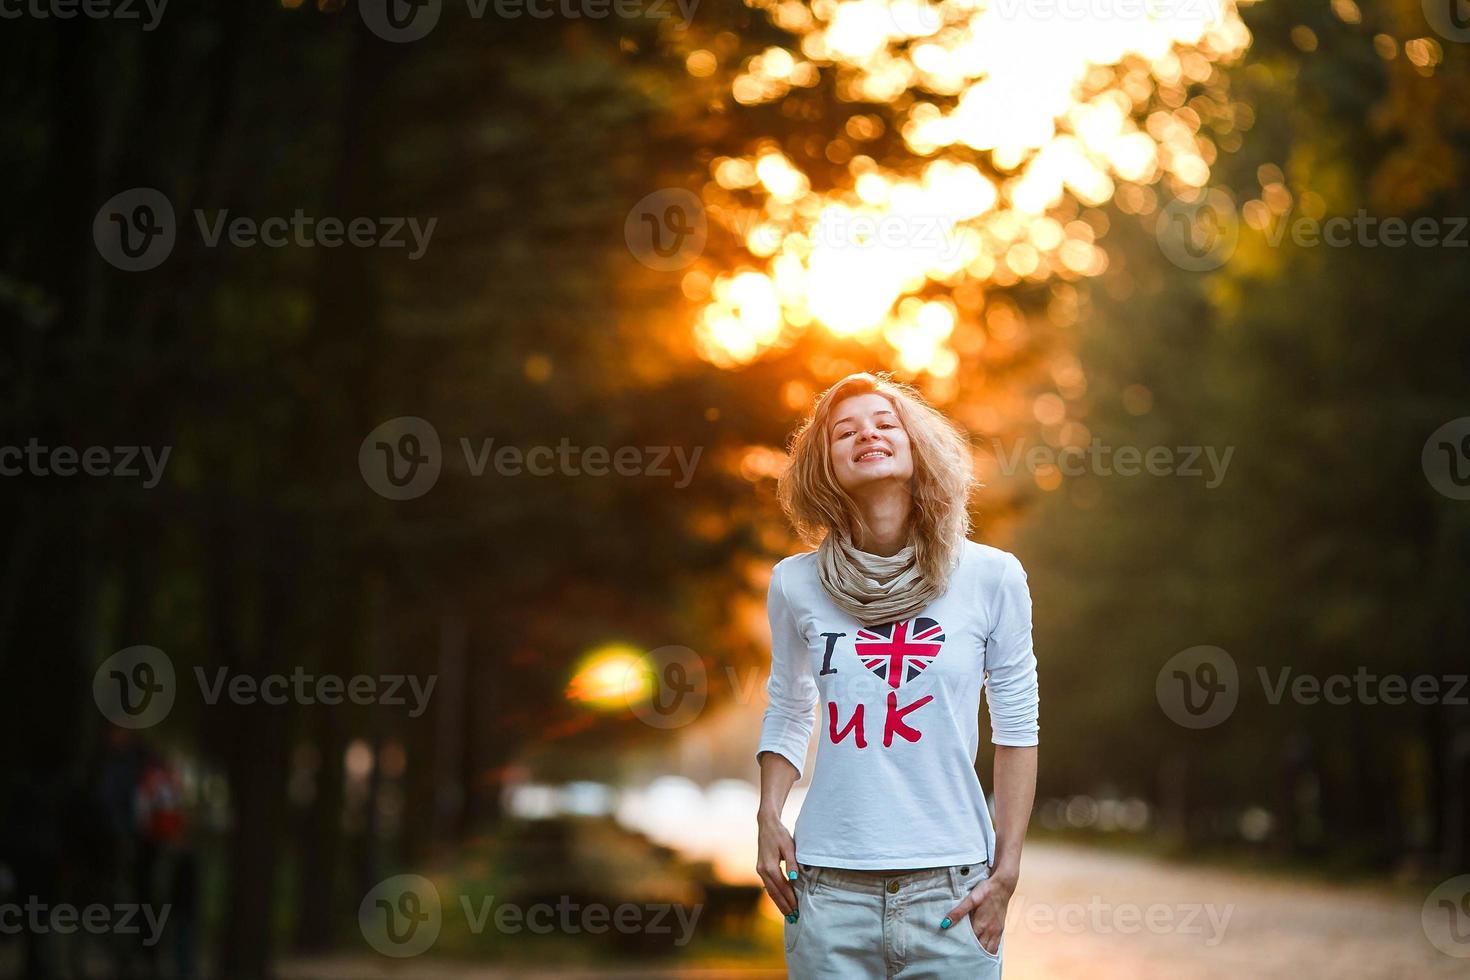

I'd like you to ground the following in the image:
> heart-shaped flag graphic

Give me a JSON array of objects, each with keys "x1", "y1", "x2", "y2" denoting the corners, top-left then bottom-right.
[{"x1": 855, "y1": 617, "x2": 946, "y2": 688}]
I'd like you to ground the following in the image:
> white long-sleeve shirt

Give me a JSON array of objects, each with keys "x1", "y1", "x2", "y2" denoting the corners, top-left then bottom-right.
[{"x1": 756, "y1": 540, "x2": 1038, "y2": 870}]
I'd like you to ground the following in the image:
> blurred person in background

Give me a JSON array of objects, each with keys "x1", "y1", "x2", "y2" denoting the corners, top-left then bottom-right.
[
  {"x1": 133, "y1": 747, "x2": 199, "y2": 979},
  {"x1": 756, "y1": 373, "x2": 1039, "y2": 979}
]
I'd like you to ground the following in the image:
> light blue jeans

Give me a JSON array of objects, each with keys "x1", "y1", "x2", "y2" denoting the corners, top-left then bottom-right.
[{"x1": 784, "y1": 862, "x2": 1003, "y2": 979}]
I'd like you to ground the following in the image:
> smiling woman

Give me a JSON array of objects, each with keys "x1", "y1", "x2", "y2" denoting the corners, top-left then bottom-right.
[
  {"x1": 755, "y1": 373, "x2": 1039, "y2": 979},
  {"x1": 780, "y1": 373, "x2": 974, "y2": 626}
]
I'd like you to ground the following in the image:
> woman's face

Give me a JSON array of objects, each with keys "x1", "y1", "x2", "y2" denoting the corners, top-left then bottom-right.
[{"x1": 827, "y1": 392, "x2": 914, "y2": 493}]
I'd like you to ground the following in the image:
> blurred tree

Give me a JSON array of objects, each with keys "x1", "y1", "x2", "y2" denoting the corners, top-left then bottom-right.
[{"x1": 1017, "y1": 0, "x2": 1470, "y2": 871}]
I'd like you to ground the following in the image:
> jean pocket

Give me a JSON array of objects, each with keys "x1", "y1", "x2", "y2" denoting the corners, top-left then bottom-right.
[
  {"x1": 783, "y1": 875, "x2": 807, "y2": 952},
  {"x1": 953, "y1": 866, "x2": 1002, "y2": 961},
  {"x1": 961, "y1": 912, "x2": 1003, "y2": 960}
]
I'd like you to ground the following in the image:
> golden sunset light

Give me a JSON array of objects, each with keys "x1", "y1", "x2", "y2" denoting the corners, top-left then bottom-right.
[
  {"x1": 689, "y1": 0, "x2": 1255, "y2": 374},
  {"x1": 565, "y1": 643, "x2": 655, "y2": 710}
]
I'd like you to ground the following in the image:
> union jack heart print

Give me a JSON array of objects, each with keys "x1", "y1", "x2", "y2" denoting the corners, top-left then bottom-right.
[{"x1": 855, "y1": 617, "x2": 946, "y2": 688}]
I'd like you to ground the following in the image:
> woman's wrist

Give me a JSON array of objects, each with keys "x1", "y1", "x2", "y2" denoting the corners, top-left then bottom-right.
[{"x1": 988, "y1": 863, "x2": 1020, "y2": 894}]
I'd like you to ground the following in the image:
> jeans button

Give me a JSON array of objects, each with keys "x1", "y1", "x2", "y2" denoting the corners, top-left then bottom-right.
[
  {"x1": 960, "y1": 866, "x2": 970, "y2": 875},
  {"x1": 886, "y1": 880, "x2": 899, "y2": 894}
]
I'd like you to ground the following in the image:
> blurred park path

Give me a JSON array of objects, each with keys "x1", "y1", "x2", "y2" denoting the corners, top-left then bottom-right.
[
  {"x1": 281, "y1": 842, "x2": 1458, "y2": 979},
  {"x1": 278, "y1": 966, "x2": 785, "y2": 979},
  {"x1": 1002, "y1": 842, "x2": 1456, "y2": 980}
]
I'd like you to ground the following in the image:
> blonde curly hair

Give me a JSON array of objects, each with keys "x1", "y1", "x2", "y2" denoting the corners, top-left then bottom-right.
[{"x1": 777, "y1": 372, "x2": 975, "y2": 589}]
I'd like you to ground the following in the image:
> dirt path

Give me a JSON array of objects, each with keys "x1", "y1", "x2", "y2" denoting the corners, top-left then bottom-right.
[
  {"x1": 1002, "y1": 842, "x2": 1460, "y2": 980},
  {"x1": 280, "y1": 842, "x2": 1463, "y2": 979}
]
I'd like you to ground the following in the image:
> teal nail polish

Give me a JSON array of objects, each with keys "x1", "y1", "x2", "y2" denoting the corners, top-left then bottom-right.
[
  {"x1": 940, "y1": 917, "x2": 952, "y2": 929},
  {"x1": 786, "y1": 913, "x2": 796, "y2": 923},
  {"x1": 788, "y1": 870, "x2": 798, "y2": 880}
]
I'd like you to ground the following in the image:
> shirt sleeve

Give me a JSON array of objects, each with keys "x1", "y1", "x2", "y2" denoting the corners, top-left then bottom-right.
[
  {"x1": 984, "y1": 553, "x2": 1039, "y2": 747},
  {"x1": 755, "y1": 559, "x2": 818, "y2": 778}
]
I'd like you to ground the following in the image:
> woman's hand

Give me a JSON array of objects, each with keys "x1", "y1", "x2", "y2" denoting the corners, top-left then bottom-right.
[
  {"x1": 941, "y1": 872, "x2": 1015, "y2": 955},
  {"x1": 756, "y1": 811, "x2": 799, "y2": 916}
]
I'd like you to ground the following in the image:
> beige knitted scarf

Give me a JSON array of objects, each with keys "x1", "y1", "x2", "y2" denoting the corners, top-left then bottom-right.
[{"x1": 816, "y1": 531, "x2": 944, "y2": 627}]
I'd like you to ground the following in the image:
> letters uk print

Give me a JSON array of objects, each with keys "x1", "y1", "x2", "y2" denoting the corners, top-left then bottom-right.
[{"x1": 818, "y1": 617, "x2": 948, "y2": 749}]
